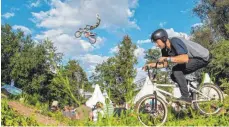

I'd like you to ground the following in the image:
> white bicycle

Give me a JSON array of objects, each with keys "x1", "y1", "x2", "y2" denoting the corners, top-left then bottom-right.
[{"x1": 135, "y1": 62, "x2": 224, "y2": 126}]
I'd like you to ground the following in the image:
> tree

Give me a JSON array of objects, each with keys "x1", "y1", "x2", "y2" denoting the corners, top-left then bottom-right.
[
  {"x1": 192, "y1": 0, "x2": 229, "y2": 94},
  {"x1": 144, "y1": 48, "x2": 161, "y2": 63},
  {"x1": 47, "y1": 60, "x2": 92, "y2": 107},
  {"x1": 92, "y1": 57, "x2": 117, "y2": 89},
  {"x1": 207, "y1": 40, "x2": 229, "y2": 94},
  {"x1": 191, "y1": 25, "x2": 215, "y2": 50},
  {"x1": 193, "y1": 0, "x2": 229, "y2": 40},
  {"x1": 112, "y1": 35, "x2": 138, "y2": 103},
  {"x1": 1, "y1": 24, "x2": 64, "y2": 102},
  {"x1": 92, "y1": 35, "x2": 137, "y2": 103},
  {"x1": 1, "y1": 24, "x2": 23, "y2": 84}
]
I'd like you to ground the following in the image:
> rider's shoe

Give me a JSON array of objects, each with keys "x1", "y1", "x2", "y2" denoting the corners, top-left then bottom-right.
[{"x1": 176, "y1": 96, "x2": 192, "y2": 105}]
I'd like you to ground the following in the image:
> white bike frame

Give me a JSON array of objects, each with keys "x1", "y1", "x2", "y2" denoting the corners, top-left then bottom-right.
[{"x1": 147, "y1": 77, "x2": 212, "y2": 104}]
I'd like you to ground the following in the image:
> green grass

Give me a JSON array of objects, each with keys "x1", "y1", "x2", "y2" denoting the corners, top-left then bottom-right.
[{"x1": 2, "y1": 95, "x2": 229, "y2": 126}]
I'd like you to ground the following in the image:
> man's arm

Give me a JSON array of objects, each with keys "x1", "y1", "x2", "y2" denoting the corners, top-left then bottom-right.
[
  {"x1": 146, "y1": 61, "x2": 168, "y2": 69},
  {"x1": 169, "y1": 54, "x2": 189, "y2": 63}
]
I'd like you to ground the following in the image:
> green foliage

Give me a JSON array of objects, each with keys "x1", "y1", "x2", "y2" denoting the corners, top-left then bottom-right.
[
  {"x1": 1, "y1": 99, "x2": 39, "y2": 126},
  {"x1": 1, "y1": 24, "x2": 89, "y2": 107},
  {"x1": 145, "y1": 48, "x2": 161, "y2": 63},
  {"x1": 92, "y1": 35, "x2": 137, "y2": 103},
  {"x1": 112, "y1": 35, "x2": 138, "y2": 102},
  {"x1": 1, "y1": 24, "x2": 63, "y2": 103},
  {"x1": 191, "y1": 25, "x2": 215, "y2": 50},
  {"x1": 47, "y1": 60, "x2": 91, "y2": 107},
  {"x1": 192, "y1": 1, "x2": 229, "y2": 94},
  {"x1": 1, "y1": 24, "x2": 23, "y2": 84},
  {"x1": 193, "y1": 0, "x2": 229, "y2": 40},
  {"x1": 207, "y1": 40, "x2": 229, "y2": 94}
]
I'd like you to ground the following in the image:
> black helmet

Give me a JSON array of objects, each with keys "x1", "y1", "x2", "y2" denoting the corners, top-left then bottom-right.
[{"x1": 151, "y1": 29, "x2": 168, "y2": 43}]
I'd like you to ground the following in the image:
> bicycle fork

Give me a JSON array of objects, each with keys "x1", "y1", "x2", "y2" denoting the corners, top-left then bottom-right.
[{"x1": 151, "y1": 91, "x2": 157, "y2": 112}]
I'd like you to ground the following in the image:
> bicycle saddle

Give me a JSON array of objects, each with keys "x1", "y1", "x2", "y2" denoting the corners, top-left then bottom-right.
[{"x1": 185, "y1": 73, "x2": 197, "y2": 82}]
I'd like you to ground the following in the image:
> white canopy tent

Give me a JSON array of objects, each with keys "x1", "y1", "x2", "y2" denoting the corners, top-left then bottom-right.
[
  {"x1": 134, "y1": 76, "x2": 166, "y2": 104},
  {"x1": 86, "y1": 84, "x2": 106, "y2": 108}
]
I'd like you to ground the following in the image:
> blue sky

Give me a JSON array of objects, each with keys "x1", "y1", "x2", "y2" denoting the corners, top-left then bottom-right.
[{"x1": 1, "y1": 0, "x2": 202, "y2": 81}]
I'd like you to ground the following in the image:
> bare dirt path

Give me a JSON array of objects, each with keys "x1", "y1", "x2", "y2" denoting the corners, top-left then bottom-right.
[{"x1": 8, "y1": 101, "x2": 66, "y2": 126}]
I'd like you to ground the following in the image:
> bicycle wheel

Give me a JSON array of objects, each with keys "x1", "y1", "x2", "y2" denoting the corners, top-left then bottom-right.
[
  {"x1": 193, "y1": 83, "x2": 224, "y2": 115},
  {"x1": 74, "y1": 31, "x2": 82, "y2": 38},
  {"x1": 88, "y1": 35, "x2": 96, "y2": 44},
  {"x1": 135, "y1": 94, "x2": 168, "y2": 126}
]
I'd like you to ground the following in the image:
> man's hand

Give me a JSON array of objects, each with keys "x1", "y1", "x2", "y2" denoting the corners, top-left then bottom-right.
[
  {"x1": 158, "y1": 57, "x2": 167, "y2": 62},
  {"x1": 142, "y1": 64, "x2": 149, "y2": 71}
]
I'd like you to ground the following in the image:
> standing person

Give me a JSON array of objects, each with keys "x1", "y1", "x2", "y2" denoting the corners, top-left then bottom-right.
[
  {"x1": 143, "y1": 29, "x2": 210, "y2": 104},
  {"x1": 75, "y1": 101, "x2": 93, "y2": 121},
  {"x1": 62, "y1": 106, "x2": 71, "y2": 118},
  {"x1": 92, "y1": 102, "x2": 104, "y2": 122}
]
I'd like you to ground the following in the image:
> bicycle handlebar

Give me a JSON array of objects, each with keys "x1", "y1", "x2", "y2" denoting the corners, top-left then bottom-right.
[{"x1": 146, "y1": 61, "x2": 160, "y2": 79}]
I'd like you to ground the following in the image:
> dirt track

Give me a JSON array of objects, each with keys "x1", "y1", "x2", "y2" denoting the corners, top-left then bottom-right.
[{"x1": 8, "y1": 101, "x2": 66, "y2": 126}]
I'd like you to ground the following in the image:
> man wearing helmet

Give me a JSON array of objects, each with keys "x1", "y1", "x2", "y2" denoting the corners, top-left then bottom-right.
[{"x1": 143, "y1": 29, "x2": 210, "y2": 104}]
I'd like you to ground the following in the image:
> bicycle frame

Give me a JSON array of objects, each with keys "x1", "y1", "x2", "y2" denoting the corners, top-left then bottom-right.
[{"x1": 145, "y1": 64, "x2": 212, "y2": 104}]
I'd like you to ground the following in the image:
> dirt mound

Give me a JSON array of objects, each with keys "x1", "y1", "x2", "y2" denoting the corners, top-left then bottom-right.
[{"x1": 8, "y1": 101, "x2": 66, "y2": 126}]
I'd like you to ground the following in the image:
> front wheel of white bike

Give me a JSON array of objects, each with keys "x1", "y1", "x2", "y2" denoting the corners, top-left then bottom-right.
[
  {"x1": 74, "y1": 31, "x2": 82, "y2": 38},
  {"x1": 193, "y1": 83, "x2": 224, "y2": 115},
  {"x1": 135, "y1": 94, "x2": 168, "y2": 126}
]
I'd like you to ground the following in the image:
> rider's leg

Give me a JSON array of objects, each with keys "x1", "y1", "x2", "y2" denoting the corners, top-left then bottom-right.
[
  {"x1": 172, "y1": 58, "x2": 209, "y2": 103},
  {"x1": 172, "y1": 64, "x2": 189, "y2": 98},
  {"x1": 182, "y1": 57, "x2": 209, "y2": 74}
]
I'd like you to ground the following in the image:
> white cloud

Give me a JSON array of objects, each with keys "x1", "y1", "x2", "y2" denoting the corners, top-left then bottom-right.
[
  {"x1": 31, "y1": 0, "x2": 139, "y2": 30},
  {"x1": 138, "y1": 28, "x2": 190, "y2": 44},
  {"x1": 129, "y1": 0, "x2": 139, "y2": 8},
  {"x1": 35, "y1": 30, "x2": 100, "y2": 57},
  {"x1": 127, "y1": 9, "x2": 135, "y2": 17},
  {"x1": 109, "y1": 46, "x2": 119, "y2": 54},
  {"x1": 137, "y1": 39, "x2": 151, "y2": 44},
  {"x1": 109, "y1": 45, "x2": 145, "y2": 59},
  {"x1": 32, "y1": 0, "x2": 140, "y2": 59},
  {"x1": 2, "y1": 12, "x2": 15, "y2": 19},
  {"x1": 93, "y1": 36, "x2": 106, "y2": 49},
  {"x1": 12, "y1": 25, "x2": 32, "y2": 35},
  {"x1": 159, "y1": 22, "x2": 167, "y2": 27},
  {"x1": 31, "y1": 0, "x2": 140, "y2": 75},
  {"x1": 191, "y1": 23, "x2": 203, "y2": 28},
  {"x1": 34, "y1": 22, "x2": 106, "y2": 57},
  {"x1": 30, "y1": 0, "x2": 41, "y2": 8},
  {"x1": 165, "y1": 28, "x2": 190, "y2": 40},
  {"x1": 77, "y1": 54, "x2": 109, "y2": 75},
  {"x1": 134, "y1": 46, "x2": 145, "y2": 59},
  {"x1": 79, "y1": 54, "x2": 109, "y2": 66}
]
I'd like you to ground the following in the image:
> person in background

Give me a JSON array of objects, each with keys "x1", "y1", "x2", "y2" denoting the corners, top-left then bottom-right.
[
  {"x1": 62, "y1": 106, "x2": 71, "y2": 118},
  {"x1": 51, "y1": 101, "x2": 59, "y2": 112},
  {"x1": 114, "y1": 99, "x2": 126, "y2": 117},
  {"x1": 69, "y1": 106, "x2": 77, "y2": 120},
  {"x1": 75, "y1": 101, "x2": 93, "y2": 121},
  {"x1": 92, "y1": 102, "x2": 104, "y2": 122}
]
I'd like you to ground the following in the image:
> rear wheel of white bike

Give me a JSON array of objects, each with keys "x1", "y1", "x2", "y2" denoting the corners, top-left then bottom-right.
[
  {"x1": 193, "y1": 83, "x2": 224, "y2": 115},
  {"x1": 87, "y1": 34, "x2": 97, "y2": 44},
  {"x1": 135, "y1": 94, "x2": 168, "y2": 126}
]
